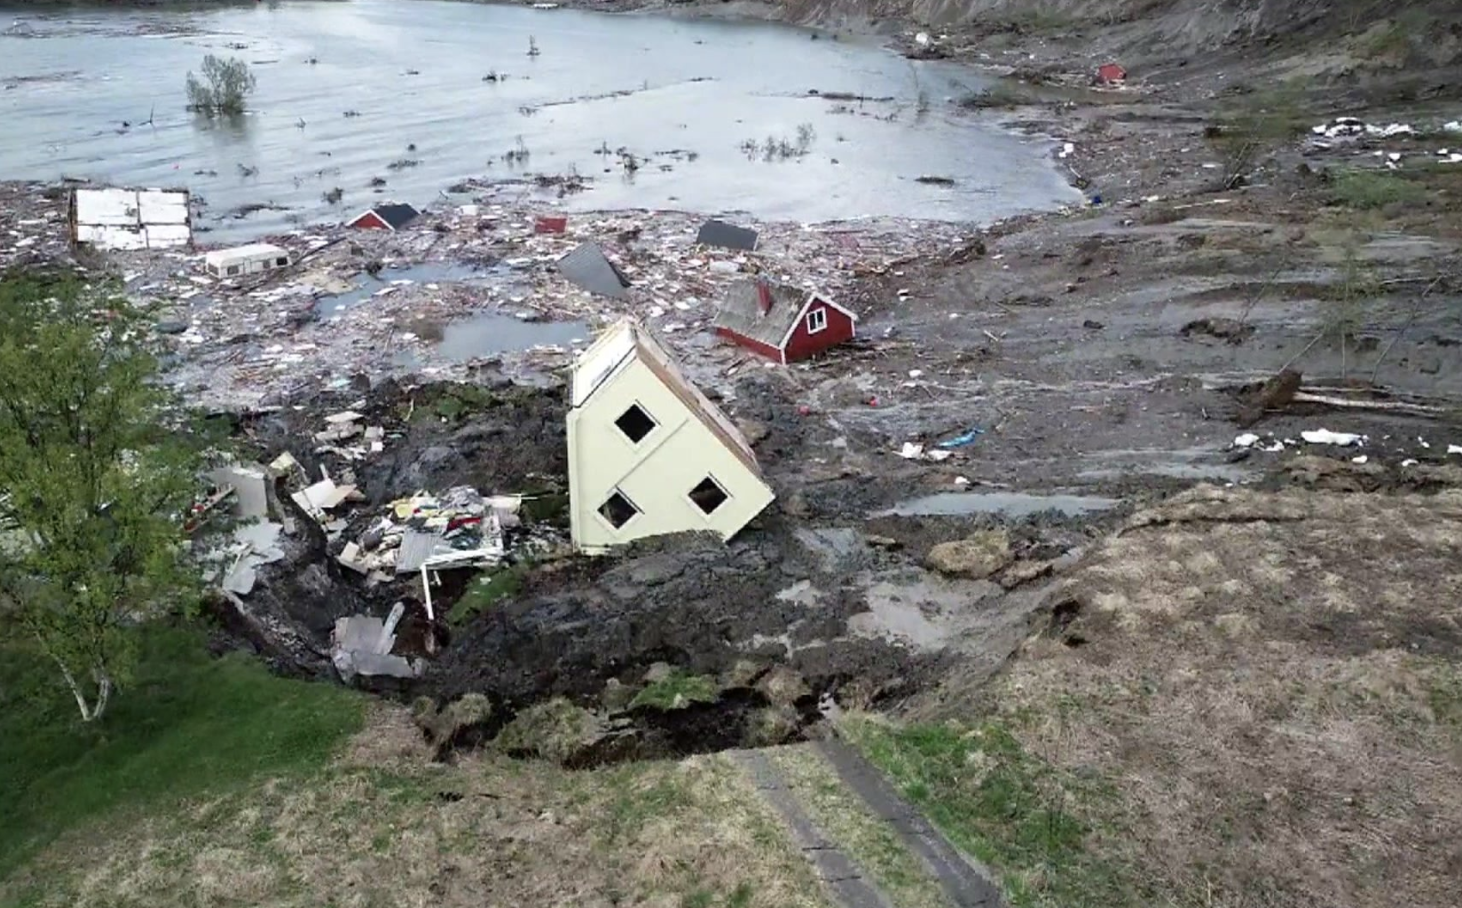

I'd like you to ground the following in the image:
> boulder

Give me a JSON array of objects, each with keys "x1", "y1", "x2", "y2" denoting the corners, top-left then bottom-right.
[
  {"x1": 600, "y1": 678, "x2": 636, "y2": 712},
  {"x1": 746, "y1": 706, "x2": 802, "y2": 747},
  {"x1": 756, "y1": 665, "x2": 810, "y2": 708},
  {"x1": 998, "y1": 558, "x2": 1056, "y2": 590},
  {"x1": 494, "y1": 698, "x2": 609, "y2": 765},
  {"x1": 722, "y1": 658, "x2": 767, "y2": 689},
  {"x1": 926, "y1": 530, "x2": 1012, "y2": 579}
]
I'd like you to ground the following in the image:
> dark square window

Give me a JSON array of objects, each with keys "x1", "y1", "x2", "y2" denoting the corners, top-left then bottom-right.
[
  {"x1": 276, "y1": 256, "x2": 289, "y2": 267},
  {"x1": 689, "y1": 477, "x2": 729, "y2": 515},
  {"x1": 598, "y1": 490, "x2": 640, "y2": 529},
  {"x1": 615, "y1": 404, "x2": 656, "y2": 443}
]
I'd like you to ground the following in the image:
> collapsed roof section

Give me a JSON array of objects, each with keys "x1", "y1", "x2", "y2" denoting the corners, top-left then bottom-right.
[{"x1": 69, "y1": 186, "x2": 191, "y2": 251}]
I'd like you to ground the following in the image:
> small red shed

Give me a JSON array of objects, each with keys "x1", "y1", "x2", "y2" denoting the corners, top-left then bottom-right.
[
  {"x1": 1095, "y1": 63, "x2": 1127, "y2": 85},
  {"x1": 347, "y1": 202, "x2": 420, "y2": 231},
  {"x1": 713, "y1": 278, "x2": 857, "y2": 364}
]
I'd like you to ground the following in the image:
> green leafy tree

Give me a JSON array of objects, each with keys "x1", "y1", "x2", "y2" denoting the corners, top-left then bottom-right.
[
  {"x1": 0, "y1": 272, "x2": 203, "y2": 722},
  {"x1": 185, "y1": 54, "x2": 256, "y2": 116}
]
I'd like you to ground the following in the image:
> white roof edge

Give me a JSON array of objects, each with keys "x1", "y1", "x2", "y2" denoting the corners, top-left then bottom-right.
[
  {"x1": 204, "y1": 242, "x2": 286, "y2": 262},
  {"x1": 570, "y1": 320, "x2": 637, "y2": 408},
  {"x1": 776, "y1": 290, "x2": 856, "y2": 353}
]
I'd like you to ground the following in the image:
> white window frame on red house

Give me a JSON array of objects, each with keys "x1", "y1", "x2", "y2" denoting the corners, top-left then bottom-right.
[{"x1": 805, "y1": 306, "x2": 828, "y2": 334}]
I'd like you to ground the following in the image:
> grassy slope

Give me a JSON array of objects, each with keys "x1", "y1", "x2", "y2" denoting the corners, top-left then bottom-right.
[
  {"x1": 849, "y1": 485, "x2": 1462, "y2": 908},
  {"x1": 6, "y1": 702, "x2": 832, "y2": 908},
  {"x1": 0, "y1": 627, "x2": 828, "y2": 908},
  {"x1": 0, "y1": 626, "x2": 365, "y2": 889},
  {"x1": 842, "y1": 716, "x2": 1142, "y2": 908}
]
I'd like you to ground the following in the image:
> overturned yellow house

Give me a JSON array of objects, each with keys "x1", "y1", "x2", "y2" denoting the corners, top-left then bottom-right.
[{"x1": 566, "y1": 320, "x2": 775, "y2": 554}]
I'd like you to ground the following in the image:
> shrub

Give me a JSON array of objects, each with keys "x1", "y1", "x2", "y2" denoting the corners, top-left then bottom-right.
[
  {"x1": 185, "y1": 55, "x2": 256, "y2": 116},
  {"x1": 1328, "y1": 169, "x2": 1428, "y2": 209}
]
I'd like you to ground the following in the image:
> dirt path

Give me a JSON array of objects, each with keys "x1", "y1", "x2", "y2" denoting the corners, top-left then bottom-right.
[
  {"x1": 816, "y1": 737, "x2": 1003, "y2": 908},
  {"x1": 734, "y1": 747, "x2": 897, "y2": 908},
  {"x1": 734, "y1": 743, "x2": 1003, "y2": 908}
]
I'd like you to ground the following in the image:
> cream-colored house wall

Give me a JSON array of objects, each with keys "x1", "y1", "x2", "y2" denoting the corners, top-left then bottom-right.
[{"x1": 568, "y1": 357, "x2": 774, "y2": 553}]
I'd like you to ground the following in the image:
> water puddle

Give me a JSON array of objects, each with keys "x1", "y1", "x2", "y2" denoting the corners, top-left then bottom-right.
[
  {"x1": 318, "y1": 263, "x2": 493, "y2": 315},
  {"x1": 851, "y1": 575, "x2": 1002, "y2": 649},
  {"x1": 874, "y1": 491, "x2": 1119, "y2": 519},
  {"x1": 392, "y1": 312, "x2": 590, "y2": 368},
  {"x1": 1078, "y1": 462, "x2": 1250, "y2": 483},
  {"x1": 1076, "y1": 447, "x2": 1251, "y2": 483}
]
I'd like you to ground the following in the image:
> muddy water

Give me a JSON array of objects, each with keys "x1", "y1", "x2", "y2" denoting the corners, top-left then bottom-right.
[
  {"x1": 875, "y1": 491, "x2": 1120, "y2": 518},
  {"x1": 392, "y1": 311, "x2": 591, "y2": 368},
  {"x1": 0, "y1": 0, "x2": 1078, "y2": 239}
]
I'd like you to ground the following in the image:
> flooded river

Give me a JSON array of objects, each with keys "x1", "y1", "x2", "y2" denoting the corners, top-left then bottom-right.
[{"x1": 0, "y1": 0, "x2": 1078, "y2": 238}]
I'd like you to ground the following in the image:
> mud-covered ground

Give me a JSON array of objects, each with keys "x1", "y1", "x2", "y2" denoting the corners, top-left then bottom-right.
[
  {"x1": 8, "y1": 4, "x2": 1462, "y2": 907},
  {"x1": 13, "y1": 0, "x2": 1462, "y2": 769}
]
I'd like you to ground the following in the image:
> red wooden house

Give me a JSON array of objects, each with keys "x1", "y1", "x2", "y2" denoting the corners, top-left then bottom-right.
[
  {"x1": 347, "y1": 202, "x2": 420, "y2": 231},
  {"x1": 713, "y1": 278, "x2": 856, "y2": 364},
  {"x1": 1095, "y1": 62, "x2": 1127, "y2": 85}
]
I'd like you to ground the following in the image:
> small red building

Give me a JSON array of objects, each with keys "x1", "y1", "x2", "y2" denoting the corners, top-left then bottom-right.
[
  {"x1": 713, "y1": 278, "x2": 857, "y2": 364},
  {"x1": 347, "y1": 202, "x2": 420, "y2": 231},
  {"x1": 1095, "y1": 63, "x2": 1127, "y2": 85}
]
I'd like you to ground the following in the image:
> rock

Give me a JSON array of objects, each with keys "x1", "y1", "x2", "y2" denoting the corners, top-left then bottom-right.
[
  {"x1": 1254, "y1": 368, "x2": 1302, "y2": 410},
  {"x1": 154, "y1": 319, "x2": 189, "y2": 335},
  {"x1": 600, "y1": 678, "x2": 635, "y2": 712},
  {"x1": 399, "y1": 444, "x2": 466, "y2": 491},
  {"x1": 409, "y1": 695, "x2": 439, "y2": 730},
  {"x1": 1082, "y1": 319, "x2": 1104, "y2": 330},
  {"x1": 418, "y1": 692, "x2": 497, "y2": 758},
  {"x1": 738, "y1": 418, "x2": 770, "y2": 446},
  {"x1": 925, "y1": 530, "x2": 1012, "y2": 579},
  {"x1": 756, "y1": 666, "x2": 810, "y2": 708},
  {"x1": 746, "y1": 706, "x2": 802, "y2": 747},
  {"x1": 1238, "y1": 367, "x2": 1302, "y2": 427},
  {"x1": 493, "y1": 698, "x2": 608, "y2": 765},
  {"x1": 864, "y1": 533, "x2": 902, "y2": 549},
  {"x1": 643, "y1": 662, "x2": 674, "y2": 684},
  {"x1": 722, "y1": 658, "x2": 766, "y2": 689},
  {"x1": 825, "y1": 379, "x2": 872, "y2": 408},
  {"x1": 1180, "y1": 317, "x2": 1254, "y2": 343},
  {"x1": 998, "y1": 558, "x2": 1056, "y2": 589},
  {"x1": 782, "y1": 492, "x2": 813, "y2": 518},
  {"x1": 1213, "y1": 612, "x2": 1257, "y2": 637}
]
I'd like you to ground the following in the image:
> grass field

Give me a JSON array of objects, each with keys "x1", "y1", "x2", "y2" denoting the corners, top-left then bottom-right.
[
  {"x1": 0, "y1": 625, "x2": 365, "y2": 887},
  {"x1": 0, "y1": 627, "x2": 829, "y2": 908},
  {"x1": 3, "y1": 704, "x2": 829, "y2": 908},
  {"x1": 841, "y1": 716, "x2": 1141, "y2": 908}
]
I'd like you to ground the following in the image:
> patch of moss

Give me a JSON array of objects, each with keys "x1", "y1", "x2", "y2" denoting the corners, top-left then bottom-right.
[
  {"x1": 1329, "y1": 169, "x2": 1428, "y2": 210},
  {"x1": 630, "y1": 671, "x2": 720, "y2": 711},
  {"x1": 448, "y1": 563, "x2": 528, "y2": 625},
  {"x1": 494, "y1": 698, "x2": 602, "y2": 763},
  {"x1": 521, "y1": 491, "x2": 569, "y2": 524}
]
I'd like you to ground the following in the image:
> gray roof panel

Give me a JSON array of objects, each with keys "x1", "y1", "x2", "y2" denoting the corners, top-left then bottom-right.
[
  {"x1": 558, "y1": 242, "x2": 632, "y2": 299},
  {"x1": 696, "y1": 219, "x2": 759, "y2": 251},
  {"x1": 712, "y1": 279, "x2": 808, "y2": 349}
]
